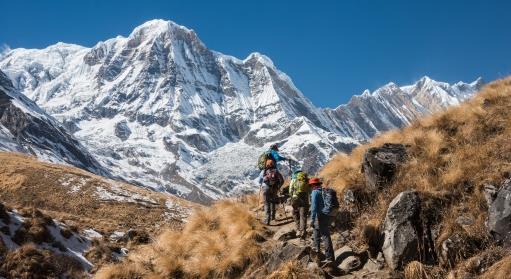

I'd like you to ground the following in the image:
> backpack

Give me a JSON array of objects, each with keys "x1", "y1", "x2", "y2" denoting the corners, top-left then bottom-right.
[
  {"x1": 290, "y1": 171, "x2": 309, "y2": 198},
  {"x1": 321, "y1": 188, "x2": 340, "y2": 217},
  {"x1": 257, "y1": 151, "x2": 274, "y2": 170},
  {"x1": 264, "y1": 168, "x2": 283, "y2": 188}
]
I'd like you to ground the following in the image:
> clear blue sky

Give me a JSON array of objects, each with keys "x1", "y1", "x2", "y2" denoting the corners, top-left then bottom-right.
[{"x1": 1, "y1": 0, "x2": 510, "y2": 107}]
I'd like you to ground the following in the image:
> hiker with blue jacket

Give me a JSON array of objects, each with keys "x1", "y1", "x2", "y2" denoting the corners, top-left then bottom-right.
[
  {"x1": 310, "y1": 177, "x2": 339, "y2": 268},
  {"x1": 268, "y1": 143, "x2": 288, "y2": 165}
]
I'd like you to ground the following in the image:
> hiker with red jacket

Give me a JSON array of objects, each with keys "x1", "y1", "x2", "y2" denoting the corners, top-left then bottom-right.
[
  {"x1": 258, "y1": 160, "x2": 284, "y2": 225},
  {"x1": 310, "y1": 177, "x2": 339, "y2": 269}
]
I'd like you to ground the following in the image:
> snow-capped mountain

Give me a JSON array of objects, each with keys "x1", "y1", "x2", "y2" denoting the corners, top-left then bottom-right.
[
  {"x1": 0, "y1": 69, "x2": 107, "y2": 175},
  {"x1": 0, "y1": 20, "x2": 482, "y2": 203},
  {"x1": 324, "y1": 76, "x2": 483, "y2": 141}
]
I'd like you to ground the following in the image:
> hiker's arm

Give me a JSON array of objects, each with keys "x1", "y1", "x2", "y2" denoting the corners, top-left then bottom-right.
[
  {"x1": 310, "y1": 191, "x2": 318, "y2": 222},
  {"x1": 271, "y1": 150, "x2": 287, "y2": 162},
  {"x1": 258, "y1": 170, "x2": 264, "y2": 185}
]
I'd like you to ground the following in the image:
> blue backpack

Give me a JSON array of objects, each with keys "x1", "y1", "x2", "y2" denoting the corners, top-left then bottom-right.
[{"x1": 322, "y1": 188, "x2": 340, "y2": 217}]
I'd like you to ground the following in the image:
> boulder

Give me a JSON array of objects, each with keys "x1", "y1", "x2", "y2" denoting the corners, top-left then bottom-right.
[
  {"x1": 488, "y1": 179, "x2": 511, "y2": 244},
  {"x1": 483, "y1": 183, "x2": 498, "y2": 207},
  {"x1": 382, "y1": 190, "x2": 421, "y2": 270},
  {"x1": 339, "y1": 256, "x2": 362, "y2": 272},
  {"x1": 362, "y1": 143, "x2": 407, "y2": 190},
  {"x1": 265, "y1": 242, "x2": 311, "y2": 273},
  {"x1": 363, "y1": 252, "x2": 385, "y2": 272},
  {"x1": 273, "y1": 225, "x2": 297, "y2": 241}
]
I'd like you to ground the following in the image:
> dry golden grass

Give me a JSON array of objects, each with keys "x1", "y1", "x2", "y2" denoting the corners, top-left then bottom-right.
[
  {"x1": 320, "y1": 77, "x2": 511, "y2": 264},
  {"x1": 95, "y1": 200, "x2": 265, "y2": 279},
  {"x1": 0, "y1": 244, "x2": 86, "y2": 279},
  {"x1": 267, "y1": 261, "x2": 318, "y2": 279},
  {"x1": 0, "y1": 152, "x2": 194, "y2": 235},
  {"x1": 404, "y1": 261, "x2": 429, "y2": 279},
  {"x1": 480, "y1": 255, "x2": 511, "y2": 279}
]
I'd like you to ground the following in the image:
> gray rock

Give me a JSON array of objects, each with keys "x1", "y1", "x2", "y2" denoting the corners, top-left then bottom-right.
[
  {"x1": 344, "y1": 189, "x2": 355, "y2": 205},
  {"x1": 488, "y1": 179, "x2": 511, "y2": 244},
  {"x1": 484, "y1": 183, "x2": 498, "y2": 207},
  {"x1": 362, "y1": 143, "x2": 407, "y2": 190},
  {"x1": 382, "y1": 190, "x2": 421, "y2": 270},
  {"x1": 339, "y1": 256, "x2": 362, "y2": 272},
  {"x1": 114, "y1": 120, "x2": 131, "y2": 141},
  {"x1": 273, "y1": 225, "x2": 297, "y2": 241}
]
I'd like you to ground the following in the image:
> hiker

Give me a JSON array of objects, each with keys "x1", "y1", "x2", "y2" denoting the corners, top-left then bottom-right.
[
  {"x1": 289, "y1": 170, "x2": 310, "y2": 239},
  {"x1": 258, "y1": 143, "x2": 290, "y2": 171},
  {"x1": 258, "y1": 160, "x2": 284, "y2": 225},
  {"x1": 310, "y1": 177, "x2": 337, "y2": 268}
]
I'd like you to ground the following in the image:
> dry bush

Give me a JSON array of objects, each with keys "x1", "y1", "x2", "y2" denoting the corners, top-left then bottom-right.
[
  {"x1": 95, "y1": 200, "x2": 265, "y2": 278},
  {"x1": 0, "y1": 244, "x2": 85, "y2": 279},
  {"x1": 267, "y1": 260, "x2": 319, "y2": 279},
  {"x1": 0, "y1": 244, "x2": 57, "y2": 279},
  {"x1": 319, "y1": 77, "x2": 511, "y2": 268},
  {"x1": 85, "y1": 239, "x2": 123, "y2": 272},
  {"x1": 12, "y1": 215, "x2": 54, "y2": 245},
  {"x1": 480, "y1": 255, "x2": 511, "y2": 279},
  {"x1": 94, "y1": 262, "x2": 147, "y2": 279},
  {"x1": 404, "y1": 261, "x2": 429, "y2": 279}
]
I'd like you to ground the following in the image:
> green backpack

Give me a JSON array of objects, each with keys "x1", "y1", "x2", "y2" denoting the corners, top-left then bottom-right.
[
  {"x1": 290, "y1": 171, "x2": 309, "y2": 198},
  {"x1": 257, "y1": 151, "x2": 272, "y2": 170}
]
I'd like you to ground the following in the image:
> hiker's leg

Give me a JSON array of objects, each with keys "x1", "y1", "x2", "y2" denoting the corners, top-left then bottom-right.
[
  {"x1": 299, "y1": 206, "x2": 307, "y2": 234},
  {"x1": 263, "y1": 186, "x2": 271, "y2": 224},
  {"x1": 271, "y1": 201, "x2": 276, "y2": 220},
  {"x1": 313, "y1": 219, "x2": 321, "y2": 252},
  {"x1": 319, "y1": 215, "x2": 335, "y2": 262},
  {"x1": 292, "y1": 204, "x2": 300, "y2": 230}
]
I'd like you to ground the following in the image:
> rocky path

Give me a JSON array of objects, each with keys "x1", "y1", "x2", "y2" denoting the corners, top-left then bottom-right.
[{"x1": 252, "y1": 204, "x2": 402, "y2": 279}]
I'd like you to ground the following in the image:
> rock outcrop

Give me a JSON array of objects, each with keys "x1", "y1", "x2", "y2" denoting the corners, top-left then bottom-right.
[
  {"x1": 362, "y1": 143, "x2": 407, "y2": 190},
  {"x1": 488, "y1": 179, "x2": 511, "y2": 244},
  {"x1": 382, "y1": 190, "x2": 421, "y2": 270}
]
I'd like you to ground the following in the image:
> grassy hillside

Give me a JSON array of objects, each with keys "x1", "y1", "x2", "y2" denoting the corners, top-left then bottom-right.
[
  {"x1": 319, "y1": 77, "x2": 511, "y2": 277},
  {"x1": 0, "y1": 152, "x2": 193, "y2": 235}
]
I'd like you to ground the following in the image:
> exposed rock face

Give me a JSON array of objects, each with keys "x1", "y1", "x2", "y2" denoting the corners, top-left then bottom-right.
[
  {"x1": 0, "y1": 20, "x2": 482, "y2": 202},
  {"x1": 488, "y1": 179, "x2": 511, "y2": 244},
  {"x1": 362, "y1": 143, "x2": 407, "y2": 190},
  {"x1": 114, "y1": 120, "x2": 131, "y2": 141},
  {"x1": 382, "y1": 190, "x2": 421, "y2": 270},
  {"x1": 0, "y1": 70, "x2": 107, "y2": 175}
]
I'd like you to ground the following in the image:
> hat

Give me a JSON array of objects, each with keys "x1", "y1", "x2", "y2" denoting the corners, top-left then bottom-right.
[
  {"x1": 270, "y1": 143, "x2": 279, "y2": 151},
  {"x1": 309, "y1": 177, "x2": 322, "y2": 185}
]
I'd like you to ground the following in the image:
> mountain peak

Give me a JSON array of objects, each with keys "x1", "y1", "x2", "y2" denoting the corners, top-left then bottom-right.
[
  {"x1": 128, "y1": 19, "x2": 199, "y2": 43},
  {"x1": 244, "y1": 52, "x2": 275, "y2": 68}
]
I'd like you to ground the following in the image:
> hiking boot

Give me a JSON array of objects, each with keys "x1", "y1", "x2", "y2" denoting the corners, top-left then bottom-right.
[{"x1": 311, "y1": 250, "x2": 321, "y2": 265}]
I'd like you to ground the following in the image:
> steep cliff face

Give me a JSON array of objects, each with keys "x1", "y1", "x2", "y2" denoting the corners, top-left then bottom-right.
[
  {"x1": 0, "y1": 70, "x2": 107, "y2": 175},
  {"x1": 0, "y1": 20, "x2": 482, "y2": 202}
]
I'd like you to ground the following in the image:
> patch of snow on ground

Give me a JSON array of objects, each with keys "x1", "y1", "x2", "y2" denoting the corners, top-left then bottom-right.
[{"x1": 95, "y1": 182, "x2": 158, "y2": 206}]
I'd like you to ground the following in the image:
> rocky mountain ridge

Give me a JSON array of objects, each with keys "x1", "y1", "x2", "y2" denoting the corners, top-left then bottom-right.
[{"x1": 0, "y1": 19, "x2": 483, "y2": 202}]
